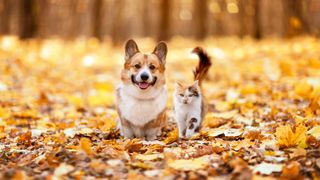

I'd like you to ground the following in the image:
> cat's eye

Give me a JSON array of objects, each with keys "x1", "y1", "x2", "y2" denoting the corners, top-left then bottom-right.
[
  {"x1": 134, "y1": 64, "x2": 141, "y2": 69},
  {"x1": 179, "y1": 94, "x2": 184, "y2": 97},
  {"x1": 149, "y1": 64, "x2": 155, "y2": 70},
  {"x1": 188, "y1": 94, "x2": 193, "y2": 97}
]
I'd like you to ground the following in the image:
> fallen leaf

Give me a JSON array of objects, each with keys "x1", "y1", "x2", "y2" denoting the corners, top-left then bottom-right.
[
  {"x1": 289, "y1": 148, "x2": 306, "y2": 160},
  {"x1": 307, "y1": 135, "x2": 320, "y2": 148},
  {"x1": 125, "y1": 139, "x2": 143, "y2": 153},
  {"x1": 207, "y1": 128, "x2": 242, "y2": 138},
  {"x1": 79, "y1": 137, "x2": 94, "y2": 156},
  {"x1": 64, "y1": 128, "x2": 76, "y2": 138},
  {"x1": 281, "y1": 161, "x2": 301, "y2": 179},
  {"x1": 224, "y1": 128, "x2": 243, "y2": 137},
  {"x1": 307, "y1": 126, "x2": 320, "y2": 140},
  {"x1": 240, "y1": 84, "x2": 258, "y2": 95},
  {"x1": 134, "y1": 153, "x2": 164, "y2": 161},
  {"x1": 275, "y1": 123, "x2": 307, "y2": 148},
  {"x1": 294, "y1": 81, "x2": 313, "y2": 98},
  {"x1": 144, "y1": 169, "x2": 162, "y2": 178},
  {"x1": 244, "y1": 130, "x2": 264, "y2": 141},
  {"x1": 210, "y1": 110, "x2": 238, "y2": 119},
  {"x1": 253, "y1": 163, "x2": 282, "y2": 175},
  {"x1": 17, "y1": 131, "x2": 32, "y2": 145},
  {"x1": 229, "y1": 157, "x2": 252, "y2": 180},
  {"x1": 79, "y1": 127, "x2": 94, "y2": 135},
  {"x1": 167, "y1": 156, "x2": 210, "y2": 171},
  {"x1": 163, "y1": 128, "x2": 178, "y2": 144},
  {"x1": 12, "y1": 170, "x2": 28, "y2": 180},
  {"x1": 54, "y1": 163, "x2": 74, "y2": 177},
  {"x1": 203, "y1": 113, "x2": 228, "y2": 128},
  {"x1": 130, "y1": 162, "x2": 153, "y2": 169},
  {"x1": 207, "y1": 128, "x2": 225, "y2": 137}
]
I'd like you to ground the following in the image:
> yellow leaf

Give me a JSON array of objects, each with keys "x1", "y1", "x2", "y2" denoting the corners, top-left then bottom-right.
[
  {"x1": 79, "y1": 138, "x2": 94, "y2": 156},
  {"x1": 65, "y1": 95, "x2": 84, "y2": 107},
  {"x1": 203, "y1": 114, "x2": 228, "y2": 128},
  {"x1": 129, "y1": 162, "x2": 152, "y2": 169},
  {"x1": 240, "y1": 84, "x2": 258, "y2": 95},
  {"x1": 167, "y1": 157, "x2": 210, "y2": 171},
  {"x1": 309, "y1": 86, "x2": 320, "y2": 110},
  {"x1": 163, "y1": 128, "x2": 178, "y2": 144},
  {"x1": 294, "y1": 115, "x2": 306, "y2": 125},
  {"x1": 79, "y1": 127, "x2": 94, "y2": 134},
  {"x1": 134, "y1": 153, "x2": 164, "y2": 161},
  {"x1": 215, "y1": 101, "x2": 233, "y2": 111},
  {"x1": 94, "y1": 82, "x2": 114, "y2": 92},
  {"x1": 88, "y1": 90, "x2": 114, "y2": 106},
  {"x1": 275, "y1": 123, "x2": 307, "y2": 148},
  {"x1": 279, "y1": 59, "x2": 295, "y2": 76},
  {"x1": 0, "y1": 108, "x2": 10, "y2": 119},
  {"x1": 307, "y1": 126, "x2": 320, "y2": 140},
  {"x1": 294, "y1": 81, "x2": 313, "y2": 98}
]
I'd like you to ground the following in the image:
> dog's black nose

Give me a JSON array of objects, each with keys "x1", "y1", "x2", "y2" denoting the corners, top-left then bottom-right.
[{"x1": 140, "y1": 73, "x2": 149, "y2": 81}]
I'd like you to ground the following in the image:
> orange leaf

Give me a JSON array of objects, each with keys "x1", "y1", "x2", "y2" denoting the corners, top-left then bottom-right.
[{"x1": 79, "y1": 137, "x2": 94, "y2": 156}]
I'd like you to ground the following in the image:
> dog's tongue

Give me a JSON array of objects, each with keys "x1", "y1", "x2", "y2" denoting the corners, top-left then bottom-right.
[{"x1": 138, "y1": 82, "x2": 149, "y2": 89}]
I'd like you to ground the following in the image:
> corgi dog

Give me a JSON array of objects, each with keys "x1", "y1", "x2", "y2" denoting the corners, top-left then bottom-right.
[
  {"x1": 116, "y1": 39, "x2": 168, "y2": 140},
  {"x1": 173, "y1": 47, "x2": 211, "y2": 138}
]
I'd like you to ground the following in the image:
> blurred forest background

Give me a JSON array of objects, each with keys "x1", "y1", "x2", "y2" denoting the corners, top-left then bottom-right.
[{"x1": 0, "y1": 0, "x2": 320, "y2": 44}]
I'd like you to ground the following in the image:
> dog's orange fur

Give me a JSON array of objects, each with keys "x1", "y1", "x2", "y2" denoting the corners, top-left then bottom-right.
[{"x1": 121, "y1": 53, "x2": 166, "y2": 88}]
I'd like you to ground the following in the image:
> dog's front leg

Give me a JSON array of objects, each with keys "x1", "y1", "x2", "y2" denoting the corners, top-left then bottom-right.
[
  {"x1": 145, "y1": 127, "x2": 160, "y2": 141},
  {"x1": 132, "y1": 126, "x2": 145, "y2": 140},
  {"x1": 120, "y1": 123, "x2": 134, "y2": 139}
]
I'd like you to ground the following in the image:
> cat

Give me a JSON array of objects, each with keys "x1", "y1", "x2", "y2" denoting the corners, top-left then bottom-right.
[{"x1": 173, "y1": 47, "x2": 212, "y2": 138}]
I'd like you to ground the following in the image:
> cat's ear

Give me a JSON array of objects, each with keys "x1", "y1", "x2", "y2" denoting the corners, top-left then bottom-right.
[
  {"x1": 125, "y1": 39, "x2": 139, "y2": 60},
  {"x1": 193, "y1": 80, "x2": 199, "y2": 87}
]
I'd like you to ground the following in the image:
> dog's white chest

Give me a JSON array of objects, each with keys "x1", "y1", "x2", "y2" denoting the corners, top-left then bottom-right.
[{"x1": 118, "y1": 86, "x2": 167, "y2": 126}]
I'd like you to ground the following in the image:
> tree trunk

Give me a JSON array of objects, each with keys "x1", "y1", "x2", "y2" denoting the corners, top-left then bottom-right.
[
  {"x1": 158, "y1": 0, "x2": 170, "y2": 41},
  {"x1": 193, "y1": 0, "x2": 207, "y2": 39}
]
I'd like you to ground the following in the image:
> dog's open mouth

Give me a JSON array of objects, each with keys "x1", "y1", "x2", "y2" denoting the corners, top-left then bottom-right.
[
  {"x1": 137, "y1": 82, "x2": 150, "y2": 89},
  {"x1": 131, "y1": 75, "x2": 157, "y2": 90}
]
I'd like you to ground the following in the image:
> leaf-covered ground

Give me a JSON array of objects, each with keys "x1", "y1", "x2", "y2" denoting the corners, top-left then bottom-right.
[{"x1": 0, "y1": 36, "x2": 320, "y2": 179}]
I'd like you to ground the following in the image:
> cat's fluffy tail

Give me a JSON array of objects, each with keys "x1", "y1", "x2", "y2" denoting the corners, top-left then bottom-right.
[{"x1": 192, "y1": 47, "x2": 212, "y2": 86}]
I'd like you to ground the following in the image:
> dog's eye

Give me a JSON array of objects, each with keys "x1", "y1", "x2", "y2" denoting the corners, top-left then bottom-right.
[
  {"x1": 149, "y1": 65, "x2": 155, "y2": 70},
  {"x1": 134, "y1": 64, "x2": 141, "y2": 69},
  {"x1": 179, "y1": 94, "x2": 184, "y2": 97}
]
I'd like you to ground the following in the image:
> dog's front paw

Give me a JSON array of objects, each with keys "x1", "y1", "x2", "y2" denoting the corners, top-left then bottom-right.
[
  {"x1": 120, "y1": 125, "x2": 134, "y2": 139},
  {"x1": 145, "y1": 128, "x2": 160, "y2": 141},
  {"x1": 146, "y1": 134, "x2": 157, "y2": 141}
]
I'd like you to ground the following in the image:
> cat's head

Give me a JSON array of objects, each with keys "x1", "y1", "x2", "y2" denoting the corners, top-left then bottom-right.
[{"x1": 175, "y1": 80, "x2": 200, "y2": 104}]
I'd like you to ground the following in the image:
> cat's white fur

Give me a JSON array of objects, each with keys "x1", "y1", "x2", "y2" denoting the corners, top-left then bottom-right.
[{"x1": 173, "y1": 84, "x2": 202, "y2": 138}]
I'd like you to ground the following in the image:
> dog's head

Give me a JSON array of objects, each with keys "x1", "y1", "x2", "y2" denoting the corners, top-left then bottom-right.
[{"x1": 121, "y1": 39, "x2": 167, "y2": 91}]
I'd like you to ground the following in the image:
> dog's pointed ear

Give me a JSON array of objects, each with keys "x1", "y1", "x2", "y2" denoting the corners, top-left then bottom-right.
[
  {"x1": 153, "y1": 41, "x2": 167, "y2": 63},
  {"x1": 175, "y1": 82, "x2": 183, "y2": 89},
  {"x1": 125, "y1": 39, "x2": 139, "y2": 60}
]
